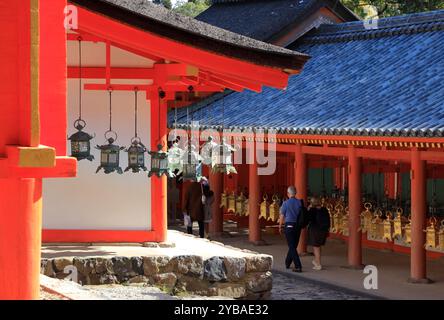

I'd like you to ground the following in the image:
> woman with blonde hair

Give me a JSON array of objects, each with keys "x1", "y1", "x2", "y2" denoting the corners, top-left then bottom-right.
[{"x1": 307, "y1": 196, "x2": 330, "y2": 270}]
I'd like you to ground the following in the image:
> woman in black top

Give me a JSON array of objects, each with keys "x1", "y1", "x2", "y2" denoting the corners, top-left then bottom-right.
[{"x1": 307, "y1": 197, "x2": 331, "y2": 270}]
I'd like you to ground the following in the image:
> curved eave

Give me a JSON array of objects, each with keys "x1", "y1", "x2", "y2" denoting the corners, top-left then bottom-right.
[{"x1": 69, "y1": 0, "x2": 310, "y2": 74}]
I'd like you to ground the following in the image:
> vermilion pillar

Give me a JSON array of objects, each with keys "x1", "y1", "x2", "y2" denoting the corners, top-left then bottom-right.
[
  {"x1": 249, "y1": 160, "x2": 262, "y2": 244},
  {"x1": 348, "y1": 146, "x2": 363, "y2": 268},
  {"x1": 0, "y1": 179, "x2": 42, "y2": 299},
  {"x1": 150, "y1": 93, "x2": 167, "y2": 242},
  {"x1": 209, "y1": 170, "x2": 223, "y2": 236},
  {"x1": 0, "y1": 0, "x2": 40, "y2": 300},
  {"x1": 409, "y1": 148, "x2": 429, "y2": 283},
  {"x1": 295, "y1": 144, "x2": 308, "y2": 254}
]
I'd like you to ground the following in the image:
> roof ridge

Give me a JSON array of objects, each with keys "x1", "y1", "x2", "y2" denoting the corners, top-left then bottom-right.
[{"x1": 300, "y1": 9, "x2": 444, "y2": 43}]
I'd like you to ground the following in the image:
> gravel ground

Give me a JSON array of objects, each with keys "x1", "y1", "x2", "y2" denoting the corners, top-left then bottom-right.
[
  {"x1": 40, "y1": 287, "x2": 69, "y2": 300},
  {"x1": 40, "y1": 273, "x2": 368, "y2": 300},
  {"x1": 271, "y1": 272, "x2": 368, "y2": 300},
  {"x1": 82, "y1": 284, "x2": 232, "y2": 300},
  {"x1": 83, "y1": 284, "x2": 178, "y2": 300}
]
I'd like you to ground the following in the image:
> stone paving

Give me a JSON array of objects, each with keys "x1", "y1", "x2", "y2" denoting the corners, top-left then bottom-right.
[{"x1": 270, "y1": 272, "x2": 368, "y2": 300}]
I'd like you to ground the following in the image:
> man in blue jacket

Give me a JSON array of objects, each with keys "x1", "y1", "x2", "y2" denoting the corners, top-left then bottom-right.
[{"x1": 279, "y1": 186, "x2": 304, "y2": 272}]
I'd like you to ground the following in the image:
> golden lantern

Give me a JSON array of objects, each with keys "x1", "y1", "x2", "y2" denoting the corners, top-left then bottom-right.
[
  {"x1": 403, "y1": 216, "x2": 412, "y2": 244},
  {"x1": 320, "y1": 197, "x2": 327, "y2": 207},
  {"x1": 360, "y1": 203, "x2": 373, "y2": 234},
  {"x1": 245, "y1": 198, "x2": 250, "y2": 217},
  {"x1": 227, "y1": 191, "x2": 236, "y2": 213},
  {"x1": 268, "y1": 195, "x2": 281, "y2": 222},
  {"x1": 393, "y1": 208, "x2": 403, "y2": 240},
  {"x1": 235, "y1": 192, "x2": 247, "y2": 216},
  {"x1": 326, "y1": 203, "x2": 334, "y2": 233},
  {"x1": 220, "y1": 190, "x2": 228, "y2": 209},
  {"x1": 383, "y1": 211, "x2": 394, "y2": 241},
  {"x1": 424, "y1": 217, "x2": 439, "y2": 249},
  {"x1": 259, "y1": 195, "x2": 269, "y2": 220},
  {"x1": 332, "y1": 204, "x2": 343, "y2": 234},
  {"x1": 370, "y1": 209, "x2": 384, "y2": 240},
  {"x1": 340, "y1": 207, "x2": 349, "y2": 236},
  {"x1": 438, "y1": 220, "x2": 444, "y2": 251}
]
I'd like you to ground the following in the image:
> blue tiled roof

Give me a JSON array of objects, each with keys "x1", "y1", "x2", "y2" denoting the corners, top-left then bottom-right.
[
  {"x1": 197, "y1": 0, "x2": 358, "y2": 41},
  {"x1": 171, "y1": 10, "x2": 444, "y2": 138}
]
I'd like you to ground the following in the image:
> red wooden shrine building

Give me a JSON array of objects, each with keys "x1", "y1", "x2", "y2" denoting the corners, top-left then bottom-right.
[
  {"x1": 0, "y1": 0, "x2": 308, "y2": 299},
  {"x1": 172, "y1": 0, "x2": 444, "y2": 286}
]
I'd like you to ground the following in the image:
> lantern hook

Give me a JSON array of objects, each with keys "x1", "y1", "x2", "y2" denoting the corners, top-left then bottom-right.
[
  {"x1": 105, "y1": 130, "x2": 118, "y2": 143},
  {"x1": 74, "y1": 119, "x2": 87, "y2": 131}
]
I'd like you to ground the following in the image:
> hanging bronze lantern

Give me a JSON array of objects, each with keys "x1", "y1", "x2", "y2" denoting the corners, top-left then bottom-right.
[
  {"x1": 268, "y1": 194, "x2": 281, "y2": 222},
  {"x1": 125, "y1": 89, "x2": 147, "y2": 173},
  {"x1": 424, "y1": 216, "x2": 439, "y2": 249},
  {"x1": 227, "y1": 191, "x2": 236, "y2": 213},
  {"x1": 393, "y1": 208, "x2": 403, "y2": 240},
  {"x1": 148, "y1": 89, "x2": 174, "y2": 178},
  {"x1": 360, "y1": 203, "x2": 373, "y2": 234},
  {"x1": 383, "y1": 211, "x2": 394, "y2": 241},
  {"x1": 168, "y1": 105, "x2": 184, "y2": 174},
  {"x1": 69, "y1": 119, "x2": 95, "y2": 161},
  {"x1": 181, "y1": 143, "x2": 202, "y2": 182},
  {"x1": 69, "y1": 39, "x2": 94, "y2": 161},
  {"x1": 235, "y1": 192, "x2": 247, "y2": 216},
  {"x1": 259, "y1": 195, "x2": 269, "y2": 220},
  {"x1": 96, "y1": 90, "x2": 124, "y2": 175},
  {"x1": 201, "y1": 136, "x2": 218, "y2": 167},
  {"x1": 403, "y1": 216, "x2": 412, "y2": 244},
  {"x1": 211, "y1": 138, "x2": 237, "y2": 175},
  {"x1": 125, "y1": 137, "x2": 147, "y2": 173},
  {"x1": 148, "y1": 144, "x2": 174, "y2": 178},
  {"x1": 167, "y1": 141, "x2": 184, "y2": 173},
  {"x1": 96, "y1": 131, "x2": 125, "y2": 175}
]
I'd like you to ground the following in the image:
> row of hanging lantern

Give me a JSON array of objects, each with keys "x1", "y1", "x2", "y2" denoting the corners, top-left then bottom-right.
[
  {"x1": 220, "y1": 191, "x2": 249, "y2": 217},
  {"x1": 69, "y1": 39, "x2": 237, "y2": 180},
  {"x1": 219, "y1": 190, "x2": 282, "y2": 222},
  {"x1": 167, "y1": 87, "x2": 238, "y2": 182},
  {"x1": 323, "y1": 196, "x2": 444, "y2": 251}
]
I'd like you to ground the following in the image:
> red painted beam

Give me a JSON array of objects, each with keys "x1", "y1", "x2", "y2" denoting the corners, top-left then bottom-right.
[
  {"x1": 188, "y1": 76, "x2": 244, "y2": 93},
  {"x1": 67, "y1": 33, "x2": 101, "y2": 42},
  {"x1": 75, "y1": 7, "x2": 290, "y2": 89},
  {"x1": 68, "y1": 32, "x2": 164, "y2": 62},
  {"x1": 0, "y1": 157, "x2": 77, "y2": 179},
  {"x1": 200, "y1": 71, "x2": 262, "y2": 93},
  {"x1": 68, "y1": 67, "x2": 155, "y2": 79},
  {"x1": 84, "y1": 83, "x2": 223, "y2": 93}
]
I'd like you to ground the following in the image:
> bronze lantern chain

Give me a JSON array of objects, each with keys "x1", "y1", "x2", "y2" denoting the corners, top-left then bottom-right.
[
  {"x1": 68, "y1": 37, "x2": 94, "y2": 162},
  {"x1": 78, "y1": 37, "x2": 83, "y2": 121},
  {"x1": 134, "y1": 88, "x2": 139, "y2": 139}
]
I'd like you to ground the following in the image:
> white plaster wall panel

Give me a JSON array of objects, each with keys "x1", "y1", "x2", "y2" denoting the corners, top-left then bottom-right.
[
  {"x1": 67, "y1": 41, "x2": 154, "y2": 67},
  {"x1": 43, "y1": 78, "x2": 152, "y2": 230}
]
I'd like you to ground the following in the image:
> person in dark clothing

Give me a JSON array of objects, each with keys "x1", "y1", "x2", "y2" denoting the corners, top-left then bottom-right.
[
  {"x1": 183, "y1": 181, "x2": 205, "y2": 238},
  {"x1": 307, "y1": 197, "x2": 331, "y2": 270},
  {"x1": 279, "y1": 186, "x2": 305, "y2": 272},
  {"x1": 201, "y1": 177, "x2": 214, "y2": 237}
]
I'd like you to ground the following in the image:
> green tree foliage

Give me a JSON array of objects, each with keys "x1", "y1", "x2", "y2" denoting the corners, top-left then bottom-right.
[
  {"x1": 153, "y1": 0, "x2": 173, "y2": 10},
  {"x1": 341, "y1": 0, "x2": 444, "y2": 18},
  {"x1": 173, "y1": 0, "x2": 211, "y2": 17}
]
